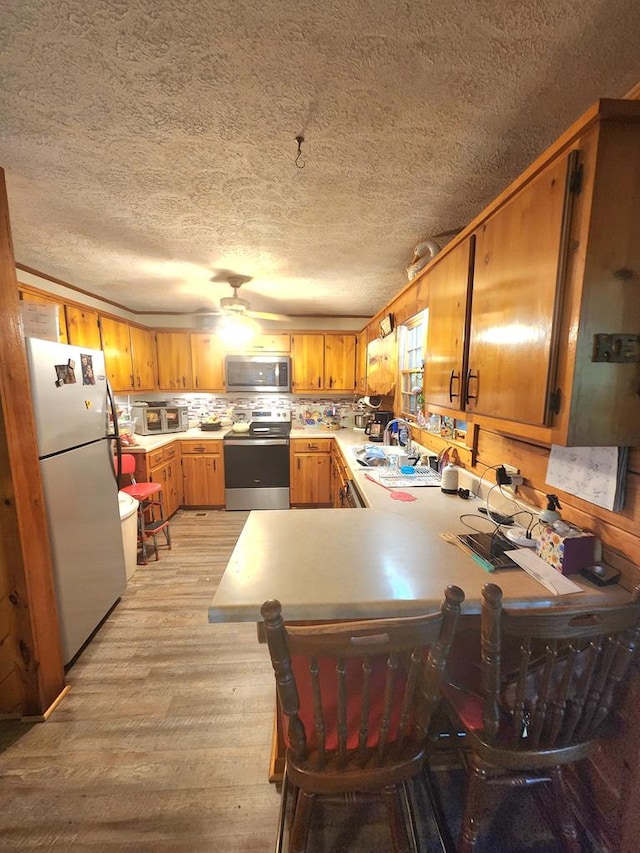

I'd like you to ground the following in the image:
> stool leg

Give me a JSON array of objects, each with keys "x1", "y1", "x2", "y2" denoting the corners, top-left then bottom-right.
[{"x1": 137, "y1": 505, "x2": 148, "y2": 566}]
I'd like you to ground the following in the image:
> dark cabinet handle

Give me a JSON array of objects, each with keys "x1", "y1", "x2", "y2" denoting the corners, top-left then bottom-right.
[
  {"x1": 466, "y1": 369, "x2": 478, "y2": 405},
  {"x1": 318, "y1": 377, "x2": 321, "y2": 388},
  {"x1": 449, "y1": 371, "x2": 460, "y2": 402}
]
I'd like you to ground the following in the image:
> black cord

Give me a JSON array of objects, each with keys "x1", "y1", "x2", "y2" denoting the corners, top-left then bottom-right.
[{"x1": 473, "y1": 463, "x2": 504, "y2": 499}]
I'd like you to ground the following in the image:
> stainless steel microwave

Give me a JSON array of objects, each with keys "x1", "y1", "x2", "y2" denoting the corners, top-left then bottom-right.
[
  {"x1": 131, "y1": 403, "x2": 189, "y2": 435},
  {"x1": 225, "y1": 355, "x2": 291, "y2": 393}
]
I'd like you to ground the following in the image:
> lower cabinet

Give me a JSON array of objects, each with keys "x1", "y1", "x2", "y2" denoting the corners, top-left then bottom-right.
[
  {"x1": 290, "y1": 438, "x2": 332, "y2": 506},
  {"x1": 181, "y1": 441, "x2": 225, "y2": 506},
  {"x1": 148, "y1": 443, "x2": 182, "y2": 517},
  {"x1": 331, "y1": 444, "x2": 350, "y2": 508}
]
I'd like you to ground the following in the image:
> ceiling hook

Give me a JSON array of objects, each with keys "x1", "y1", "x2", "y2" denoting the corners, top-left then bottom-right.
[{"x1": 294, "y1": 135, "x2": 305, "y2": 169}]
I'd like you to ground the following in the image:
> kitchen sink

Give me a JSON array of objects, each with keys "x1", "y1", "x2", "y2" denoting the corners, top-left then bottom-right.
[{"x1": 349, "y1": 444, "x2": 408, "y2": 467}]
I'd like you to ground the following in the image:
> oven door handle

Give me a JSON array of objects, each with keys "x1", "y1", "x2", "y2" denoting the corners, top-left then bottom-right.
[{"x1": 224, "y1": 438, "x2": 290, "y2": 446}]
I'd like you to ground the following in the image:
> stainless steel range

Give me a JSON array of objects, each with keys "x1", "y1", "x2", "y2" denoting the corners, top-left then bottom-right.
[{"x1": 223, "y1": 410, "x2": 291, "y2": 511}]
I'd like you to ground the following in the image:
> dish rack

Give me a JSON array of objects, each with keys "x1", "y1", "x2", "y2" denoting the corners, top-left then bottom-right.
[{"x1": 373, "y1": 466, "x2": 442, "y2": 487}]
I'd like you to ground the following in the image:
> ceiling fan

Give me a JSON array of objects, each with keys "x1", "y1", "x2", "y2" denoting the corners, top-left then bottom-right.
[{"x1": 205, "y1": 275, "x2": 289, "y2": 322}]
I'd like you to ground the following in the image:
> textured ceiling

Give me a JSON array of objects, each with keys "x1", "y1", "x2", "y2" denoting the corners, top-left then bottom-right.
[{"x1": 2, "y1": 1, "x2": 640, "y2": 322}]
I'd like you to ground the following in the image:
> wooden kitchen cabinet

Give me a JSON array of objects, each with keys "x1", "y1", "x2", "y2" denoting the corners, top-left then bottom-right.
[
  {"x1": 355, "y1": 332, "x2": 368, "y2": 394},
  {"x1": 156, "y1": 332, "x2": 193, "y2": 390},
  {"x1": 100, "y1": 315, "x2": 134, "y2": 390},
  {"x1": 148, "y1": 443, "x2": 182, "y2": 517},
  {"x1": 190, "y1": 333, "x2": 225, "y2": 391},
  {"x1": 129, "y1": 325, "x2": 157, "y2": 391},
  {"x1": 65, "y1": 304, "x2": 102, "y2": 349},
  {"x1": 331, "y1": 442, "x2": 350, "y2": 508},
  {"x1": 418, "y1": 100, "x2": 640, "y2": 446},
  {"x1": 465, "y1": 152, "x2": 574, "y2": 426},
  {"x1": 424, "y1": 237, "x2": 474, "y2": 411},
  {"x1": 19, "y1": 288, "x2": 69, "y2": 343},
  {"x1": 241, "y1": 333, "x2": 290, "y2": 353},
  {"x1": 101, "y1": 316, "x2": 157, "y2": 392},
  {"x1": 291, "y1": 334, "x2": 356, "y2": 392},
  {"x1": 181, "y1": 440, "x2": 225, "y2": 506},
  {"x1": 324, "y1": 334, "x2": 356, "y2": 390},
  {"x1": 290, "y1": 438, "x2": 332, "y2": 506},
  {"x1": 291, "y1": 334, "x2": 325, "y2": 390}
]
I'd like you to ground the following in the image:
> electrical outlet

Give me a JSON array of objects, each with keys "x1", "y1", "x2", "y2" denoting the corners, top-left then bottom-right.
[{"x1": 501, "y1": 463, "x2": 523, "y2": 493}]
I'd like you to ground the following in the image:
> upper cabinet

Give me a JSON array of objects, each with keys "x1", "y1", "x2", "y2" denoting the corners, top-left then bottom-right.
[
  {"x1": 291, "y1": 334, "x2": 325, "y2": 390},
  {"x1": 466, "y1": 152, "x2": 574, "y2": 425},
  {"x1": 424, "y1": 237, "x2": 473, "y2": 411},
  {"x1": 19, "y1": 289, "x2": 69, "y2": 343},
  {"x1": 156, "y1": 332, "x2": 193, "y2": 390},
  {"x1": 100, "y1": 316, "x2": 156, "y2": 392},
  {"x1": 324, "y1": 334, "x2": 356, "y2": 391},
  {"x1": 190, "y1": 333, "x2": 225, "y2": 391},
  {"x1": 420, "y1": 99, "x2": 640, "y2": 446},
  {"x1": 239, "y1": 333, "x2": 290, "y2": 353},
  {"x1": 356, "y1": 331, "x2": 368, "y2": 394},
  {"x1": 129, "y1": 325, "x2": 157, "y2": 391},
  {"x1": 291, "y1": 334, "x2": 356, "y2": 392},
  {"x1": 65, "y1": 305, "x2": 102, "y2": 349}
]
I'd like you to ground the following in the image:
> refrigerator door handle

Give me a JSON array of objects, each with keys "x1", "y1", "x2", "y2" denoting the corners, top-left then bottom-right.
[{"x1": 106, "y1": 382, "x2": 122, "y2": 487}]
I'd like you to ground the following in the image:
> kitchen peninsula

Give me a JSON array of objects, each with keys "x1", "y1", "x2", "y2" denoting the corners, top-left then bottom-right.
[{"x1": 208, "y1": 429, "x2": 630, "y2": 623}]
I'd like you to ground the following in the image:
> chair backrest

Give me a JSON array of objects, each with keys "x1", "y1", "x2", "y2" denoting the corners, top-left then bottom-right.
[
  {"x1": 479, "y1": 582, "x2": 640, "y2": 750},
  {"x1": 260, "y1": 585, "x2": 465, "y2": 767},
  {"x1": 115, "y1": 453, "x2": 137, "y2": 485}
]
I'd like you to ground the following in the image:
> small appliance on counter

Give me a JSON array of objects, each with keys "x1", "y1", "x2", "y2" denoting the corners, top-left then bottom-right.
[
  {"x1": 363, "y1": 410, "x2": 394, "y2": 442},
  {"x1": 131, "y1": 401, "x2": 189, "y2": 435}
]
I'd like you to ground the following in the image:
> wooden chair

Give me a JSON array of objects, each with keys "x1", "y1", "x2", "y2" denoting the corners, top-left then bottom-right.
[
  {"x1": 116, "y1": 453, "x2": 171, "y2": 564},
  {"x1": 260, "y1": 585, "x2": 465, "y2": 853},
  {"x1": 436, "y1": 582, "x2": 640, "y2": 852}
]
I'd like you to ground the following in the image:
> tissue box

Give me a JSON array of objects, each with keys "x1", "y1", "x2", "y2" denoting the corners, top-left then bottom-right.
[{"x1": 536, "y1": 524, "x2": 597, "y2": 575}]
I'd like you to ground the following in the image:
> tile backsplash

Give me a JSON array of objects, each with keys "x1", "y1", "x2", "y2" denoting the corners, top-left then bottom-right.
[{"x1": 115, "y1": 392, "x2": 357, "y2": 429}]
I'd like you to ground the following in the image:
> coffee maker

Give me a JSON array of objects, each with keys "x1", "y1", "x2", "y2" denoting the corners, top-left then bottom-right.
[{"x1": 364, "y1": 410, "x2": 394, "y2": 442}]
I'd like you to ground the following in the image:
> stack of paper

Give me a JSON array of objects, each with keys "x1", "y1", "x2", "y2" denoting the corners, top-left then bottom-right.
[{"x1": 505, "y1": 548, "x2": 584, "y2": 596}]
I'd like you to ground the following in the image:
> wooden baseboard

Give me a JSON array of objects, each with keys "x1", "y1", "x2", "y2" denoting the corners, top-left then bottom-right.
[{"x1": 21, "y1": 684, "x2": 71, "y2": 722}]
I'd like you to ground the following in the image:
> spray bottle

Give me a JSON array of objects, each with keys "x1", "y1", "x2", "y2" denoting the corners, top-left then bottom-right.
[{"x1": 539, "y1": 494, "x2": 562, "y2": 524}]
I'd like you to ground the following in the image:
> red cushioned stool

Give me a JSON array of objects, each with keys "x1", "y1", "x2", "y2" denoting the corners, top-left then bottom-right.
[{"x1": 116, "y1": 453, "x2": 171, "y2": 564}]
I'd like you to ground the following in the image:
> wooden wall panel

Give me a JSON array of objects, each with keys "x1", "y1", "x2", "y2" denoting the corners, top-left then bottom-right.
[
  {"x1": 472, "y1": 427, "x2": 640, "y2": 585},
  {"x1": 0, "y1": 168, "x2": 65, "y2": 717}
]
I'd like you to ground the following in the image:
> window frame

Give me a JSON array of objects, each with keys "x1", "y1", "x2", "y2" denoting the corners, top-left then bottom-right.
[{"x1": 398, "y1": 310, "x2": 427, "y2": 419}]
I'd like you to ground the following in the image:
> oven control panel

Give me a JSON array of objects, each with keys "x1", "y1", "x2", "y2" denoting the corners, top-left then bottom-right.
[{"x1": 247, "y1": 409, "x2": 291, "y2": 423}]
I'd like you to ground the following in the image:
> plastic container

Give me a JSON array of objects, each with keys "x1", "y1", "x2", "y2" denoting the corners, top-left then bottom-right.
[
  {"x1": 118, "y1": 491, "x2": 139, "y2": 580},
  {"x1": 440, "y1": 463, "x2": 459, "y2": 494}
]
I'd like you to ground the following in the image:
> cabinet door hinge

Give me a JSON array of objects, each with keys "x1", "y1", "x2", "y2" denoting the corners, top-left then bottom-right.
[
  {"x1": 549, "y1": 387, "x2": 562, "y2": 415},
  {"x1": 569, "y1": 163, "x2": 583, "y2": 195}
]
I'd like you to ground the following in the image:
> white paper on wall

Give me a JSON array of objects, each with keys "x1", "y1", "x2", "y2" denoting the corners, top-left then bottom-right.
[{"x1": 545, "y1": 445, "x2": 628, "y2": 512}]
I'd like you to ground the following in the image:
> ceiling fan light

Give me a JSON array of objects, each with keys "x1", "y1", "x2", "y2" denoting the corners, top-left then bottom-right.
[{"x1": 217, "y1": 313, "x2": 259, "y2": 346}]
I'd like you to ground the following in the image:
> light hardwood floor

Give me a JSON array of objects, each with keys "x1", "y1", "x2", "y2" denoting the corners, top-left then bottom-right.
[{"x1": 0, "y1": 509, "x2": 566, "y2": 852}]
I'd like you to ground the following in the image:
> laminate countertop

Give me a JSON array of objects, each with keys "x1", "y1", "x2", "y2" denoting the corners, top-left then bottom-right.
[{"x1": 209, "y1": 429, "x2": 628, "y2": 623}]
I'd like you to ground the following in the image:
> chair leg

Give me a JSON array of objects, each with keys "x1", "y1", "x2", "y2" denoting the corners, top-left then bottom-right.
[
  {"x1": 550, "y1": 766, "x2": 581, "y2": 853},
  {"x1": 458, "y1": 758, "x2": 489, "y2": 853},
  {"x1": 383, "y1": 783, "x2": 415, "y2": 853},
  {"x1": 274, "y1": 766, "x2": 292, "y2": 853},
  {"x1": 289, "y1": 789, "x2": 315, "y2": 853}
]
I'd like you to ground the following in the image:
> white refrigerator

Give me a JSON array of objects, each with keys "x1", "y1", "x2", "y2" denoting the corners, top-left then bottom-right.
[{"x1": 25, "y1": 338, "x2": 127, "y2": 665}]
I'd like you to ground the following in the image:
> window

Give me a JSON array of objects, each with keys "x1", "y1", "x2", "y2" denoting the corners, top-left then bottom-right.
[{"x1": 399, "y1": 311, "x2": 426, "y2": 417}]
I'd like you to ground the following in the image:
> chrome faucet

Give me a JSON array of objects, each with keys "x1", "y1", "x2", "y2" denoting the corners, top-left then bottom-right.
[{"x1": 382, "y1": 418, "x2": 414, "y2": 448}]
